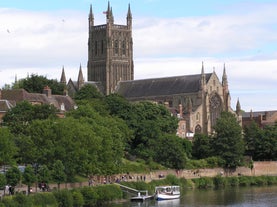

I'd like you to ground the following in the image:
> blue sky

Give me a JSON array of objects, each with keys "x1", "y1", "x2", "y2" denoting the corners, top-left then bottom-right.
[{"x1": 0, "y1": 0, "x2": 277, "y2": 111}]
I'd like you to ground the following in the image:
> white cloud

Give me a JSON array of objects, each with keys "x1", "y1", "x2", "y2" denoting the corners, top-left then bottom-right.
[{"x1": 0, "y1": 4, "x2": 277, "y2": 112}]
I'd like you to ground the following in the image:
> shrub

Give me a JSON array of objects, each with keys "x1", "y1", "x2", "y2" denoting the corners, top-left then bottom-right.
[
  {"x1": 80, "y1": 186, "x2": 98, "y2": 207},
  {"x1": 71, "y1": 189, "x2": 84, "y2": 207},
  {"x1": 192, "y1": 177, "x2": 214, "y2": 189},
  {"x1": 32, "y1": 192, "x2": 58, "y2": 207},
  {"x1": 226, "y1": 176, "x2": 239, "y2": 186},
  {"x1": 213, "y1": 175, "x2": 227, "y2": 188},
  {"x1": 53, "y1": 189, "x2": 73, "y2": 207}
]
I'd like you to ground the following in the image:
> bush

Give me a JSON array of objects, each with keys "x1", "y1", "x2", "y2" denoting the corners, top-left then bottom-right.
[
  {"x1": 80, "y1": 186, "x2": 98, "y2": 207},
  {"x1": 192, "y1": 177, "x2": 214, "y2": 189},
  {"x1": 71, "y1": 189, "x2": 84, "y2": 207},
  {"x1": 226, "y1": 176, "x2": 239, "y2": 186},
  {"x1": 13, "y1": 193, "x2": 32, "y2": 207},
  {"x1": 32, "y1": 192, "x2": 58, "y2": 207},
  {"x1": 53, "y1": 189, "x2": 73, "y2": 207},
  {"x1": 213, "y1": 175, "x2": 227, "y2": 188},
  {"x1": 95, "y1": 184, "x2": 122, "y2": 204}
]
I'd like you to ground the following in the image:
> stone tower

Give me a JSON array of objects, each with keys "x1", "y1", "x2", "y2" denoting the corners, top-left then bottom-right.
[{"x1": 87, "y1": 3, "x2": 134, "y2": 95}]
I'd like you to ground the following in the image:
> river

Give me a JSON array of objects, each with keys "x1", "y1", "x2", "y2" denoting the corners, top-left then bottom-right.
[{"x1": 108, "y1": 185, "x2": 277, "y2": 207}]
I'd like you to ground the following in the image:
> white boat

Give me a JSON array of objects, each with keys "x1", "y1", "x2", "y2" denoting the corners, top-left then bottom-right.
[{"x1": 155, "y1": 185, "x2": 180, "y2": 200}]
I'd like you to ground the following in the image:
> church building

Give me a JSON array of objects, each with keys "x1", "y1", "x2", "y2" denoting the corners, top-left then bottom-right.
[{"x1": 65, "y1": 3, "x2": 240, "y2": 137}]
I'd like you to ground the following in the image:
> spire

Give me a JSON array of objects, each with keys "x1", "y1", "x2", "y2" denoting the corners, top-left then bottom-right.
[
  {"x1": 127, "y1": 3, "x2": 132, "y2": 29},
  {"x1": 222, "y1": 63, "x2": 228, "y2": 86},
  {"x1": 201, "y1": 61, "x2": 206, "y2": 90},
  {"x1": 89, "y1": 4, "x2": 94, "y2": 27},
  {"x1": 106, "y1": 1, "x2": 113, "y2": 24},
  {"x1": 60, "y1": 66, "x2": 67, "y2": 84},
  {"x1": 236, "y1": 98, "x2": 241, "y2": 115},
  {"x1": 77, "y1": 64, "x2": 85, "y2": 89}
]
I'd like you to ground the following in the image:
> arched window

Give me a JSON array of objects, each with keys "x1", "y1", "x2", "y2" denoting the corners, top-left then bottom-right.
[
  {"x1": 114, "y1": 40, "x2": 119, "y2": 55},
  {"x1": 195, "y1": 125, "x2": 202, "y2": 134},
  {"x1": 209, "y1": 93, "x2": 222, "y2": 127}
]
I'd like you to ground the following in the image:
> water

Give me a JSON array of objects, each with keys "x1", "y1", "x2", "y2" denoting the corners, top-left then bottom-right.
[{"x1": 108, "y1": 186, "x2": 277, "y2": 207}]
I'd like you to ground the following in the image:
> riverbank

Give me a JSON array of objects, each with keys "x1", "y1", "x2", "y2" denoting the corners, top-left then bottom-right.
[{"x1": 1, "y1": 174, "x2": 277, "y2": 207}]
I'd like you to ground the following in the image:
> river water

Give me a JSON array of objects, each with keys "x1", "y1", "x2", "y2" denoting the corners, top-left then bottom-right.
[{"x1": 108, "y1": 185, "x2": 277, "y2": 207}]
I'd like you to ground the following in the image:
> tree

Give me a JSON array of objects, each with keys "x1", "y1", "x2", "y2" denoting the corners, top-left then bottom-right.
[
  {"x1": 243, "y1": 121, "x2": 262, "y2": 158},
  {"x1": 3, "y1": 101, "x2": 57, "y2": 134},
  {"x1": 37, "y1": 165, "x2": 51, "y2": 191},
  {"x1": 212, "y1": 111, "x2": 244, "y2": 168},
  {"x1": 0, "y1": 128, "x2": 17, "y2": 167},
  {"x1": 13, "y1": 74, "x2": 65, "y2": 95},
  {"x1": 51, "y1": 160, "x2": 66, "y2": 190},
  {"x1": 22, "y1": 165, "x2": 36, "y2": 194},
  {"x1": 5, "y1": 166, "x2": 21, "y2": 194},
  {"x1": 74, "y1": 84, "x2": 103, "y2": 100},
  {"x1": 192, "y1": 133, "x2": 213, "y2": 159},
  {"x1": 0, "y1": 174, "x2": 7, "y2": 195}
]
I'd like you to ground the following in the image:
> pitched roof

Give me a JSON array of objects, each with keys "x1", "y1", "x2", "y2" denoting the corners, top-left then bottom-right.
[
  {"x1": 1, "y1": 89, "x2": 75, "y2": 112},
  {"x1": 116, "y1": 73, "x2": 212, "y2": 98}
]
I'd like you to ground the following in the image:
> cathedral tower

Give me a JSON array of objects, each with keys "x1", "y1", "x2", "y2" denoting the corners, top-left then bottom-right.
[{"x1": 87, "y1": 3, "x2": 134, "y2": 95}]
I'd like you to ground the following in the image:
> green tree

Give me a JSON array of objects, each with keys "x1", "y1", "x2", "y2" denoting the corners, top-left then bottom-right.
[
  {"x1": 37, "y1": 165, "x2": 51, "y2": 187},
  {"x1": 74, "y1": 84, "x2": 103, "y2": 100},
  {"x1": 212, "y1": 111, "x2": 244, "y2": 168},
  {"x1": 51, "y1": 160, "x2": 66, "y2": 190},
  {"x1": 243, "y1": 121, "x2": 261, "y2": 158},
  {"x1": 22, "y1": 165, "x2": 36, "y2": 194},
  {"x1": 3, "y1": 101, "x2": 57, "y2": 134},
  {"x1": 5, "y1": 166, "x2": 21, "y2": 194},
  {"x1": 13, "y1": 74, "x2": 65, "y2": 95},
  {"x1": 192, "y1": 133, "x2": 212, "y2": 159},
  {"x1": 0, "y1": 174, "x2": 7, "y2": 194},
  {"x1": 0, "y1": 128, "x2": 17, "y2": 167}
]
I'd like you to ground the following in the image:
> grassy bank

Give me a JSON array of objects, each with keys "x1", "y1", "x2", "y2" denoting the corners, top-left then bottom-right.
[{"x1": 1, "y1": 175, "x2": 277, "y2": 207}]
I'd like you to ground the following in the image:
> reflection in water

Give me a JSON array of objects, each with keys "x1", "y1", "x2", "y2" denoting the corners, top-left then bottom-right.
[{"x1": 109, "y1": 186, "x2": 277, "y2": 207}]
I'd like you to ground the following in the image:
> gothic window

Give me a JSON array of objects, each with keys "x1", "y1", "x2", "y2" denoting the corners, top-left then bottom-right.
[
  {"x1": 94, "y1": 41, "x2": 98, "y2": 56},
  {"x1": 114, "y1": 40, "x2": 119, "y2": 55},
  {"x1": 122, "y1": 41, "x2": 126, "y2": 55},
  {"x1": 210, "y1": 93, "x2": 222, "y2": 127},
  {"x1": 101, "y1": 40, "x2": 104, "y2": 54},
  {"x1": 196, "y1": 112, "x2": 200, "y2": 121},
  {"x1": 195, "y1": 125, "x2": 202, "y2": 134}
]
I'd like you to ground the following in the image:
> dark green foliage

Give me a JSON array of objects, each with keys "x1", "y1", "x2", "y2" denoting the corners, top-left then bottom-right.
[
  {"x1": 74, "y1": 84, "x2": 103, "y2": 100},
  {"x1": 22, "y1": 164, "x2": 37, "y2": 194},
  {"x1": 32, "y1": 192, "x2": 58, "y2": 207},
  {"x1": 213, "y1": 175, "x2": 227, "y2": 187},
  {"x1": 13, "y1": 74, "x2": 65, "y2": 95},
  {"x1": 53, "y1": 189, "x2": 73, "y2": 207},
  {"x1": 192, "y1": 133, "x2": 213, "y2": 159},
  {"x1": 52, "y1": 160, "x2": 67, "y2": 189},
  {"x1": 5, "y1": 166, "x2": 21, "y2": 188},
  {"x1": 3, "y1": 101, "x2": 57, "y2": 134},
  {"x1": 0, "y1": 174, "x2": 6, "y2": 190},
  {"x1": 212, "y1": 112, "x2": 244, "y2": 168},
  {"x1": 192, "y1": 177, "x2": 214, "y2": 189},
  {"x1": 95, "y1": 184, "x2": 123, "y2": 203},
  {"x1": 244, "y1": 122, "x2": 277, "y2": 161},
  {"x1": 80, "y1": 186, "x2": 98, "y2": 207},
  {"x1": 71, "y1": 189, "x2": 84, "y2": 207},
  {"x1": 0, "y1": 128, "x2": 17, "y2": 166},
  {"x1": 13, "y1": 193, "x2": 32, "y2": 207}
]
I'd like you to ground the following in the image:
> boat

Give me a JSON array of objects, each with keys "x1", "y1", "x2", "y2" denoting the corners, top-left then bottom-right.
[
  {"x1": 130, "y1": 190, "x2": 154, "y2": 201},
  {"x1": 155, "y1": 185, "x2": 180, "y2": 200}
]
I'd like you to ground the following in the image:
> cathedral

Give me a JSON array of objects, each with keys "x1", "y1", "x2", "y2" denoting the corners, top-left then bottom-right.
[{"x1": 64, "y1": 3, "x2": 241, "y2": 137}]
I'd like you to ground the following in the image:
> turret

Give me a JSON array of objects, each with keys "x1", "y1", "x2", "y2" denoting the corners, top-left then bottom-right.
[
  {"x1": 201, "y1": 61, "x2": 206, "y2": 90},
  {"x1": 127, "y1": 3, "x2": 132, "y2": 29},
  {"x1": 60, "y1": 66, "x2": 67, "y2": 84},
  {"x1": 236, "y1": 98, "x2": 241, "y2": 115},
  {"x1": 77, "y1": 64, "x2": 85, "y2": 90},
  {"x1": 222, "y1": 63, "x2": 228, "y2": 90},
  {"x1": 106, "y1": 2, "x2": 114, "y2": 24},
  {"x1": 89, "y1": 4, "x2": 94, "y2": 27}
]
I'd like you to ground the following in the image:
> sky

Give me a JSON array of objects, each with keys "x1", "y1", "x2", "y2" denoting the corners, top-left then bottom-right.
[{"x1": 0, "y1": 0, "x2": 277, "y2": 112}]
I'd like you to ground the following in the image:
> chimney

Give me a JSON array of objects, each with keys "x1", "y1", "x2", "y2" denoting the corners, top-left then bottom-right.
[{"x1": 43, "y1": 86, "x2": 52, "y2": 98}]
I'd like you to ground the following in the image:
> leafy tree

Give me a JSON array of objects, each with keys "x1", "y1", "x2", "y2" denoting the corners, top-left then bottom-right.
[
  {"x1": 192, "y1": 133, "x2": 212, "y2": 159},
  {"x1": 0, "y1": 174, "x2": 7, "y2": 194},
  {"x1": 74, "y1": 84, "x2": 103, "y2": 100},
  {"x1": 13, "y1": 74, "x2": 65, "y2": 95},
  {"x1": 0, "y1": 128, "x2": 17, "y2": 166},
  {"x1": 243, "y1": 121, "x2": 262, "y2": 158},
  {"x1": 3, "y1": 101, "x2": 57, "y2": 134},
  {"x1": 5, "y1": 166, "x2": 21, "y2": 194},
  {"x1": 22, "y1": 165, "x2": 36, "y2": 194},
  {"x1": 37, "y1": 165, "x2": 51, "y2": 186},
  {"x1": 153, "y1": 134, "x2": 187, "y2": 169},
  {"x1": 212, "y1": 111, "x2": 244, "y2": 168},
  {"x1": 51, "y1": 160, "x2": 66, "y2": 190}
]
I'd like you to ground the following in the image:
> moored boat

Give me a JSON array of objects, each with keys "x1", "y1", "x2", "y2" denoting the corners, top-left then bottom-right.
[{"x1": 155, "y1": 185, "x2": 180, "y2": 200}]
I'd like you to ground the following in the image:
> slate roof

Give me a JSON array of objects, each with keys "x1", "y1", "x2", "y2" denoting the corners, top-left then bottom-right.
[
  {"x1": 1, "y1": 89, "x2": 75, "y2": 112},
  {"x1": 116, "y1": 73, "x2": 212, "y2": 98},
  {"x1": 242, "y1": 110, "x2": 277, "y2": 118}
]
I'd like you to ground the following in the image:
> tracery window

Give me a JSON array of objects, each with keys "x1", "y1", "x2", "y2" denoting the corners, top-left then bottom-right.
[
  {"x1": 210, "y1": 93, "x2": 222, "y2": 127},
  {"x1": 114, "y1": 40, "x2": 119, "y2": 55}
]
